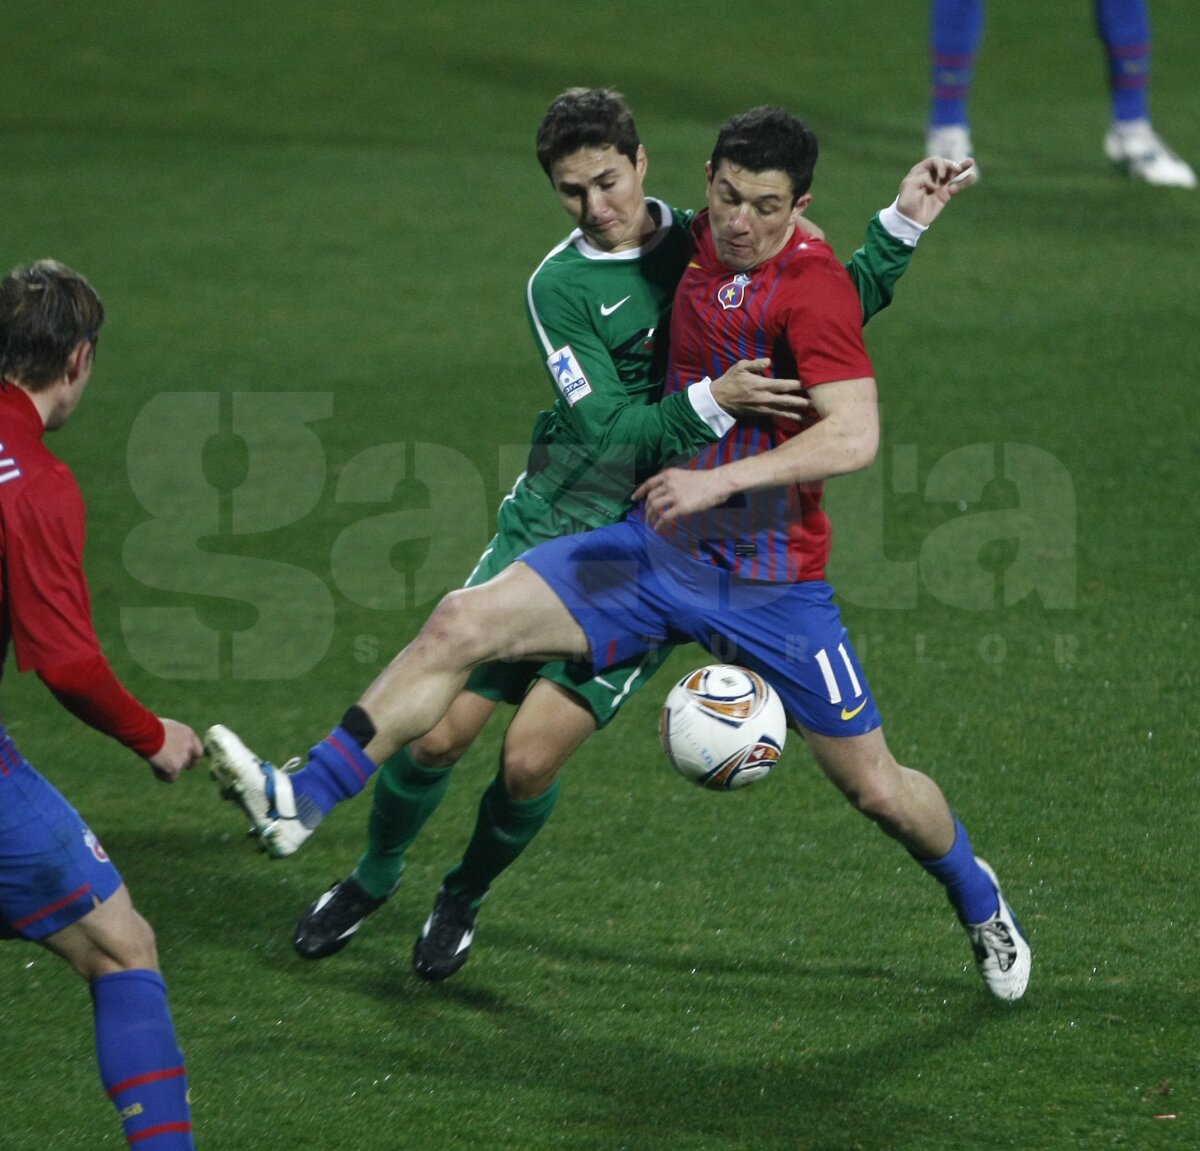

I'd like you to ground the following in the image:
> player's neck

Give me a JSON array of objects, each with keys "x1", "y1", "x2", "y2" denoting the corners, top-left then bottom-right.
[
  {"x1": 14, "y1": 379, "x2": 68, "y2": 430},
  {"x1": 622, "y1": 198, "x2": 660, "y2": 252}
]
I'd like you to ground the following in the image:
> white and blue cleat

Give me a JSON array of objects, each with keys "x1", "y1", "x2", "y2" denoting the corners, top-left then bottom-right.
[
  {"x1": 206, "y1": 724, "x2": 312, "y2": 858},
  {"x1": 967, "y1": 858, "x2": 1032, "y2": 1001}
]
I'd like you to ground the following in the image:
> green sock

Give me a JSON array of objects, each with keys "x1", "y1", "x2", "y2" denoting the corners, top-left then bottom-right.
[
  {"x1": 443, "y1": 776, "x2": 561, "y2": 905},
  {"x1": 353, "y1": 746, "x2": 453, "y2": 900}
]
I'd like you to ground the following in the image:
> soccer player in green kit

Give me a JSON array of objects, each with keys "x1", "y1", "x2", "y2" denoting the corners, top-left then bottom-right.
[{"x1": 270, "y1": 89, "x2": 976, "y2": 978}]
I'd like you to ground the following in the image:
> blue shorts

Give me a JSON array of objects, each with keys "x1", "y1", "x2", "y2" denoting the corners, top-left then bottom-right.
[
  {"x1": 0, "y1": 728, "x2": 123, "y2": 942},
  {"x1": 520, "y1": 520, "x2": 882, "y2": 738}
]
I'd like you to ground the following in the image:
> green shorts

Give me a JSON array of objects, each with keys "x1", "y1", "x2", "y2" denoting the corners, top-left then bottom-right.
[{"x1": 462, "y1": 478, "x2": 674, "y2": 728}]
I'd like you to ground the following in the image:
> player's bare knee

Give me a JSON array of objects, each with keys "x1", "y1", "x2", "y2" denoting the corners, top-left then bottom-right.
[
  {"x1": 500, "y1": 742, "x2": 560, "y2": 801},
  {"x1": 850, "y1": 778, "x2": 907, "y2": 833},
  {"x1": 842, "y1": 757, "x2": 909, "y2": 834},
  {"x1": 410, "y1": 725, "x2": 470, "y2": 768},
  {"x1": 421, "y1": 589, "x2": 494, "y2": 667}
]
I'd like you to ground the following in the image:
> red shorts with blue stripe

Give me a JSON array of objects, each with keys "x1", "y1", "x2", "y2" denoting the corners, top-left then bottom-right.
[
  {"x1": 519, "y1": 519, "x2": 882, "y2": 738},
  {"x1": 0, "y1": 727, "x2": 123, "y2": 941}
]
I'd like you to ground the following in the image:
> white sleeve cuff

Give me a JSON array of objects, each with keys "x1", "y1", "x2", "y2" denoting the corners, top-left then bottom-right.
[
  {"x1": 878, "y1": 199, "x2": 927, "y2": 248},
  {"x1": 686, "y1": 377, "x2": 737, "y2": 437}
]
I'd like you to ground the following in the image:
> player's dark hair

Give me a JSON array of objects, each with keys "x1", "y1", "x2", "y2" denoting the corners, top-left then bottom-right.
[
  {"x1": 0, "y1": 260, "x2": 104, "y2": 391},
  {"x1": 536, "y1": 87, "x2": 641, "y2": 177},
  {"x1": 710, "y1": 106, "x2": 818, "y2": 202}
]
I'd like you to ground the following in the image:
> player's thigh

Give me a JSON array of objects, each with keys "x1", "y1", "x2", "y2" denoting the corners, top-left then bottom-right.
[
  {"x1": 38, "y1": 883, "x2": 158, "y2": 980},
  {"x1": 519, "y1": 521, "x2": 674, "y2": 671},
  {"x1": 453, "y1": 561, "x2": 588, "y2": 663},
  {"x1": 0, "y1": 744, "x2": 124, "y2": 947},
  {"x1": 501, "y1": 679, "x2": 598, "y2": 799}
]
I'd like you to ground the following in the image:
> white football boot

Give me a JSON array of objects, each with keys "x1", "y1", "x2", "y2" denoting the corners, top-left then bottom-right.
[
  {"x1": 965, "y1": 859, "x2": 1031, "y2": 1001},
  {"x1": 206, "y1": 724, "x2": 311, "y2": 858},
  {"x1": 1104, "y1": 120, "x2": 1196, "y2": 188}
]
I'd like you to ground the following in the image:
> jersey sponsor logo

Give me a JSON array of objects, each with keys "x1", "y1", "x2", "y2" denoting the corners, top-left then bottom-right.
[
  {"x1": 0, "y1": 442, "x2": 22, "y2": 485},
  {"x1": 717, "y1": 273, "x2": 751, "y2": 310},
  {"x1": 599, "y1": 295, "x2": 631, "y2": 316},
  {"x1": 840, "y1": 699, "x2": 868, "y2": 721},
  {"x1": 548, "y1": 345, "x2": 592, "y2": 406}
]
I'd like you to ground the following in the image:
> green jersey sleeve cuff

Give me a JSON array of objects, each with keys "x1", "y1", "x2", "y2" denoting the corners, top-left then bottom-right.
[
  {"x1": 686, "y1": 377, "x2": 737, "y2": 437},
  {"x1": 878, "y1": 199, "x2": 928, "y2": 248}
]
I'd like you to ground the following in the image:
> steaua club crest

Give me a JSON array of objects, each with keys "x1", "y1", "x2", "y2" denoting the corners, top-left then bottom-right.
[
  {"x1": 717, "y1": 273, "x2": 751, "y2": 310},
  {"x1": 84, "y1": 827, "x2": 110, "y2": 863}
]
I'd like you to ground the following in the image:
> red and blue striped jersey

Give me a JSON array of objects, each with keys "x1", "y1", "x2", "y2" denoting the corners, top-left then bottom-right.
[{"x1": 646, "y1": 211, "x2": 874, "y2": 582}]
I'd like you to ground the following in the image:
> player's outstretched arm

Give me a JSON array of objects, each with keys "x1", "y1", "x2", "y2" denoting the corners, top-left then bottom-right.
[
  {"x1": 147, "y1": 718, "x2": 205, "y2": 783},
  {"x1": 710, "y1": 358, "x2": 811, "y2": 421},
  {"x1": 845, "y1": 155, "x2": 976, "y2": 324}
]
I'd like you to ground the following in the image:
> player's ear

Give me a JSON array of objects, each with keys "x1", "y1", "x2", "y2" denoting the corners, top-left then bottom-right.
[
  {"x1": 635, "y1": 144, "x2": 648, "y2": 179},
  {"x1": 64, "y1": 339, "x2": 93, "y2": 386},
  {"x1": 704, "y1": 160, "x2": 714, "y2": 187},
  {"x1": 792, "y1": 192, "x2": 813, "y2": 215}
]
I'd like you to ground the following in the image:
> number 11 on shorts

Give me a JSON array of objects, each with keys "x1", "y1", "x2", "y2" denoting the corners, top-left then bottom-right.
[{"x1": 814, "y1": 643, "x2": 863, "y2": 705}]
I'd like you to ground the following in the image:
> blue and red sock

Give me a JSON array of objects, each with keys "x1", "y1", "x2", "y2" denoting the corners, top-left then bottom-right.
[
  {"x1": 289, "y1": 710, "x2": 379, "y2": 819},
  {"x1": 1095, "y1": 0, "x2": 1151, "y2": 123},
  {"x1": 916, "y1": 817, "x2": 999, "y2": 925},
  {"x1": 91, "y1": 969, "x2": 193, "y2": 1149},
  {"x1": 929, "y1": 0, "x2": 986, "y2": 128}
]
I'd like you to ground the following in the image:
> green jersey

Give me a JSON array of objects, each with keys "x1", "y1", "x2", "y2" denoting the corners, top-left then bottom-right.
[{"x1": 522, "y1": 199, "x2": 705, "y2": 525}]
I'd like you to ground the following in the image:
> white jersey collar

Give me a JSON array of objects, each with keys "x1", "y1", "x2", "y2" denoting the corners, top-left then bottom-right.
[{"x1": 572, "y1": 198, "x2": 676, "y2": 261}]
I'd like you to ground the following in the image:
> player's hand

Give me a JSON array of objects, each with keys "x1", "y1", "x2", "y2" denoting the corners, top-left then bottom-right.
[
  {"x1": 147, "y1": 718, "x2": 204, "y2": 783},
  {"x1": 634, "y1": 466, "x2": 735, "y2": 530},
  {"x1": 895, "y1": 156, "x2": 976, "y2": 227},
  {"x1": 710, "y1": 358, "x2": 811, "y2": 421}
]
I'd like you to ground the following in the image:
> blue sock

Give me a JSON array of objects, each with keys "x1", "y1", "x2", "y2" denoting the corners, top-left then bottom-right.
[
  {"x1": 930, "y1": 0, "x2": 986, "y2": 128},
  {"x1": 1096, "y1": 0, "x2": 1151, "y2": 123},
  {"x1": 290, "y1": 725, "x2": 379, "y2": 818},
  {"x1": 916, "y1": 817, "x2": 999, "y2": 925},
  {"x1": 91, "y1": 970, "x2": 193, "y2": 1149}
]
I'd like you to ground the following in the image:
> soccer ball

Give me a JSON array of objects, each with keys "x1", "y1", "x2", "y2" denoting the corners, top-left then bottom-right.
[{"x1": 659, "y1": 664, "x2": 786, "y2": 791}]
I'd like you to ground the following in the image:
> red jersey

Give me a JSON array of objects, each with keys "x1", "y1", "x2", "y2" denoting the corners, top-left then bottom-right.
[
  {"x1": 0, "y1": 383, "x2": 163, "y2": 755},
  {"x1": 648, "y1": 211, "x2": 873, "y2": 582}
]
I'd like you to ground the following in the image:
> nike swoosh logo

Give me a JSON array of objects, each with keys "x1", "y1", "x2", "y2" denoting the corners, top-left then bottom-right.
[
  {"x1": 600, "y1": 296, "x2": 631, "y2": 316},
  {"x1": 841, "y1": 700, "x2": 867, "y2": 721}
]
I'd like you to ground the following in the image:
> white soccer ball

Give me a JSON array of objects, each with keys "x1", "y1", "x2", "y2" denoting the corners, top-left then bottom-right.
[{"x1": 659, "y1": 664, "x2": 786, "y2": 791}]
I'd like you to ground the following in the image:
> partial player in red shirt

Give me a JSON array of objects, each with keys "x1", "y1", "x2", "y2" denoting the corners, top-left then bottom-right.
[{"x1": 0, "y1": 261, "x2": 203, "y2": 1149}]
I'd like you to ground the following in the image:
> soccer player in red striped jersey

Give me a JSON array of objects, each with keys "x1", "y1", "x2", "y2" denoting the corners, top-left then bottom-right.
[
  {"x1": 211, "y1": 108, "x2": 1030, "y2": 1000},
  {"x1": 0, "y1": 261, "x2": 203, "y2": 1148},
  {"x1": 647, "y1": 163, "x2": 873, "y2": 584}
]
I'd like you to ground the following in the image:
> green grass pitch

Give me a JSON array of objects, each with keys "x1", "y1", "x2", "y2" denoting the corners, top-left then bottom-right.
[{"x1": 2, "y1": 2, "x2": 1198, "y2": 1147}]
